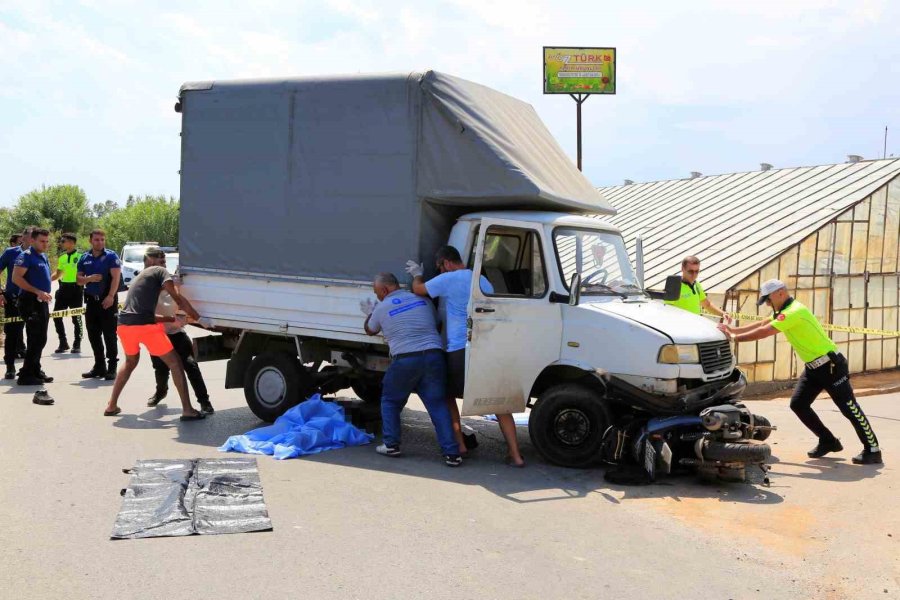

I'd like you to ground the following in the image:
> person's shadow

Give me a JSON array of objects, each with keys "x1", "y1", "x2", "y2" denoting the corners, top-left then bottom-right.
[{"x1": 770, "y1": 458, "x2": 882, "y2": 483}]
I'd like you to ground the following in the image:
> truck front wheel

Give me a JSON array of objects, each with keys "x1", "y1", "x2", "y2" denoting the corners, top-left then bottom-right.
[
  {"x1": 244, "y1": 352, "x2": 313, "y2": 422},
  {"x1": 529, "y1": 384, "x2": 611, "y2": 468}
]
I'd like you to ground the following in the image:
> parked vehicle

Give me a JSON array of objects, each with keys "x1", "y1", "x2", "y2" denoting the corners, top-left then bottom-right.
[
  {"x1": 175, "y1": 71, "x2": 772, "y2": 478},
  {"x1": 120, "y1": 242, "x2": 175, "y2": 288}
]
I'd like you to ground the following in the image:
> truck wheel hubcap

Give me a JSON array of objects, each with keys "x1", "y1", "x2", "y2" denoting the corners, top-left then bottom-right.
[
  {"x1": 554, "y1": 409, "x2": 590, "y2": 446},
  {"x1": 255, "y1": 367, "x2": 286, "y2": 407}
]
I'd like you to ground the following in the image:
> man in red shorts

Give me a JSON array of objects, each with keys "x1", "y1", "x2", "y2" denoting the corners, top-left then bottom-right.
[{"x1": 103, "y1": 248, "x2": 205, "y2": 420}]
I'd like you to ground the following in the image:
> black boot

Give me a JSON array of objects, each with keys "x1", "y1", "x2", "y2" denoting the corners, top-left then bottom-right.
[
  {"x1": 4, "y1": 364, "x2": 16, "y2": 379},
  {"x1": 71, "y1": 339, "x2": 81, "y2": 353},
  {"x1": 852, "y1": 449, "x2": 883, "y2": 465},
  {"x1": 147, "y1": 388, "x2": 167, "y2": 407},
  {"x1": 82, "y1": 366, "x2": 106, "y2": 378},
  {"x1": 54, "y1": 340, "x2": 70, "y2": 354},
  {"x1": 198, "y1": 399, "x2": 215, "y2": 414},
  {"x1": 808, "y1": 437, "x2": 843, "y2": 458},
  {"x1": 104, "y1": 362, "x2": 118, "y2": 381}
]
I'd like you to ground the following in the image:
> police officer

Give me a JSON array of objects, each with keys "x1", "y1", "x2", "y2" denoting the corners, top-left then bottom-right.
[
  {"x1": 76, "y1": 229, "x2": 122, "y2": 380},
  {"x1": 51, "y1": 232, "x2": 83, "y2": 353},
  {"x1": 11, "y1": 227, "x2": 54, "y2": 386},
  {"x1": 0, "y1": 231, "x2": 26, "y2": 379},
  {"x1": 666, "y1": 256, "x2": 731, "y2": 321},
  {"x1": 719, "y1": 279, "x2": 882, "y2": 465}
]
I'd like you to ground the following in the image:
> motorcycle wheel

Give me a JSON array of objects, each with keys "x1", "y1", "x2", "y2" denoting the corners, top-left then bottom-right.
[
  {"x1": 751, "y1": 414, "x2": 772, "y2": 441},
  {"x1": 703, "y1": 440, "x2": 771, "y2": 463}
]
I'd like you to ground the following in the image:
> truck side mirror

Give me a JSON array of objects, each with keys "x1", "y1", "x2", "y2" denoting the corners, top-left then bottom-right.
[
  {"x1": 663, "y1": 275, "x2": 682, "y2": 301},
  {"x1": 569, "y1": 273, "x2": 581, "y2": 306}
]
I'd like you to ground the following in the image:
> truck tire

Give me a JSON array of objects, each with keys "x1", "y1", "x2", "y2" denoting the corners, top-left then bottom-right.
[
  {"x1": 529, "y1": 384, "x2": 611, "y2": 468},
  {"x1": 351, "y1": 379, "x2": 383, "y2": 404},
  {"x1": 751, "y1": 414, "x2": 772, "y2": 441},
  {"x1": 244, "y1": 352, "x2": 312, "y2": 422},
  {"x1": 702, "y1": 440, "x2": 771, "y2": 464}
]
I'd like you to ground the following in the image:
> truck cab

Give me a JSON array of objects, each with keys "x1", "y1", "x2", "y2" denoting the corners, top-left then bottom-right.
[{"x1": 451, "y1": 211, "x2": 742, "y2": 466}]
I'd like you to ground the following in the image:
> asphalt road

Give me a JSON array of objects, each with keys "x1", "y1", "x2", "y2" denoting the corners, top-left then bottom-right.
[{"x1": 0, "y1": 336, "x2": 897, "y2": 599}]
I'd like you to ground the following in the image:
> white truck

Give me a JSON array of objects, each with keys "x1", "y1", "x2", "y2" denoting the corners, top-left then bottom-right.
[{"x1": 176, "y1": 71, "x2": 749, "y2": 469}]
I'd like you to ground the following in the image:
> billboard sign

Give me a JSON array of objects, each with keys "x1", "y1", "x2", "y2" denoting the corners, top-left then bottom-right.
[{"x1": 543, "y1": 47, "x2": 616, "y2": 94}]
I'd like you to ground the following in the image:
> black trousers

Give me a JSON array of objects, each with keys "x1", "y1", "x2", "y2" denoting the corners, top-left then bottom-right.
[
  {"x1": 19, "y1": 296, "x2": 49, "y2": 378},
  {"x1": 789, "y1": 353, "x2": 880, "y2": 451},
  {"x1": 53, "y1": 282, "x2": 83, "y2": 345},
  {"x1": 84, "y1": 295, "x2": 118, "y2": 372},
  {"x1": 151, "y1": 330, "x2": 209, "y2": 401},
  {"x1": 3, "y1": 292, "x2": 24, "y2": 368}
]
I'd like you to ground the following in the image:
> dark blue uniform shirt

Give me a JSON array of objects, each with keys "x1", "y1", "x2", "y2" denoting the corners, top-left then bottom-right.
[
  {"x1": 77, "y1": 249, "x2": 121, "y2": 297},
  {"x1": 14, "y1": 248, "x2": 52, "y2": 294},
  {"x1": 0, "y1": 246, "x2": 24, "y2": 296}
]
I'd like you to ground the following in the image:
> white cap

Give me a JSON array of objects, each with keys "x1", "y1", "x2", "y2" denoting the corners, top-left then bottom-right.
[{"x1": 758, "y1": 279, "x2": 787, "y2": 305}]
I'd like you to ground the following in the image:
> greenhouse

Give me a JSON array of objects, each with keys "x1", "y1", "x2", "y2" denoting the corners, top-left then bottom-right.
[{"x1": 600, "y1": 158, "x2": 900, "y2": 383}]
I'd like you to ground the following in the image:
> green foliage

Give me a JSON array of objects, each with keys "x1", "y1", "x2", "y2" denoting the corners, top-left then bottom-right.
[
  {"x1": 11, "y1": 185, "x2": 92, "y2": 235},
  {"x1": 98, "y1": 195, "x2": 179, "y2": 255},
  {"x1": 91, "y1": 200, "x2": 119, "y2": 220}
]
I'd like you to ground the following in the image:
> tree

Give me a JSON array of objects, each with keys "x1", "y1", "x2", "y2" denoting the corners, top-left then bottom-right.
[
  {"x1": 91, "y1": 200, "x2": 119, "y2": 220},
  {"x1": 11, "y1": 185, "x2": 91, "y2": 235},
  {"x1": 98, "y1": 195, "x2": 179, "y2": 254}
]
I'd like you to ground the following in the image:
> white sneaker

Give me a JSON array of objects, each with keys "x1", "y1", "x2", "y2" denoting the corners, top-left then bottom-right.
[{"x1": 376, "y1": 444, "x2": 401, "y2": 457}]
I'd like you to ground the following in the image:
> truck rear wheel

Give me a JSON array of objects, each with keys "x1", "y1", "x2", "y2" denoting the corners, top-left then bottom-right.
[
  {"x1": 244, "y1": 352, "x2": 313, "y2": 422},
  {"x1": 351, "y1": 378, "x2": 383, "y2": 404},
  {"x1": 529, "y1": 384, "x2": 611, "y2": 468}
]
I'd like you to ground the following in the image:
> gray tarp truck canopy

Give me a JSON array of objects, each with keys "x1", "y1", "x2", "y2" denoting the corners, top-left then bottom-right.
[{"x1": 178, "y1": 70, "x2": 614, "y2": 282}]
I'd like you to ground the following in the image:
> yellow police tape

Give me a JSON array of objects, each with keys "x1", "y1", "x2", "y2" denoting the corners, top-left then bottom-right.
[
  {"x1": 703, "y1": 310, "x2": 900, "y2": 337},
  {"x1": 0, "y1": 304, "x2": 124, "y2": 325}
]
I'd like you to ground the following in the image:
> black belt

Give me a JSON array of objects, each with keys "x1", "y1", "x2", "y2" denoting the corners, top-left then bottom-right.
[
  {"x1": 59, "y1": 281, "x2": 80, "y2": 287},
  {"x1": 391, "y1": 349, "x2": 443, "y2": 361}
]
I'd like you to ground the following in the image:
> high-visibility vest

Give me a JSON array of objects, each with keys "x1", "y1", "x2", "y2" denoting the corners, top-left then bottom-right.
[{"x1": 58, "y1": 250, "x2": 82, "y2": 284}]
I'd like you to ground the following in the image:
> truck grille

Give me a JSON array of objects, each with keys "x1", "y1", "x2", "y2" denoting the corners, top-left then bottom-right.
[{"x1": 698, "y1": 341, "x2": 733, "y2": 374}]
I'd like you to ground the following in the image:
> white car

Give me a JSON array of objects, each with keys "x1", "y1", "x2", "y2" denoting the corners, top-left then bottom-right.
[{"x1": 120, "y1": 242, "x2": 176, "y2": 288}]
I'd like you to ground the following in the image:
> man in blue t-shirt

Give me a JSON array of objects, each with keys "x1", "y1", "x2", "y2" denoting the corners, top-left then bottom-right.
[
  {"x1": 362, "y1": 272, "x2": 460, "y2": 466},
  {"x1": 12, "y1": 228, "x2": 54, "y2": 387},
  {"x1": 0, "y1": 231, "x2": 27, "y2": 378},
  {"x1": 76, "y1": 229, "x2": 122, "y2": 380},
  {"x1": 408, "y1": 245, "x2": 525, "y2": 467}
]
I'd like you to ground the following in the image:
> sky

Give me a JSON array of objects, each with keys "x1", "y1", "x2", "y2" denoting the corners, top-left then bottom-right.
[{"x1": 1, "y1": 0, "x2": 899, "y2": 207}]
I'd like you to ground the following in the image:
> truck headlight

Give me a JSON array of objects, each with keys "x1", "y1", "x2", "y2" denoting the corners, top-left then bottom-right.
[{"x1": 658, "y1": 344, "x2": 700, "y2": 364}]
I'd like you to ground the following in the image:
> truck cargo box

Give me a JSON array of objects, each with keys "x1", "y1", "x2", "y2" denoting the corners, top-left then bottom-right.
[{"x1": 177, "y1": 70, "x2": 613, "y2": 284}]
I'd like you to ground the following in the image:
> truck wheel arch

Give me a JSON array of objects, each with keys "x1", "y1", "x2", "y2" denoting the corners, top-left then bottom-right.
[{"x1": 528, "y1": 362, "x2": 607, "y2": 405}]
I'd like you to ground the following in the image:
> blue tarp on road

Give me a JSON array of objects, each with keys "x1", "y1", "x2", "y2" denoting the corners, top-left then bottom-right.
[{"x1": 219, "y1": 396, "x2": 374, "y2": 460}]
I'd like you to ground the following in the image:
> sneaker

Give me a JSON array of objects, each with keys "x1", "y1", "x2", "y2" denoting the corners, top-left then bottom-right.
[
  {"x1": 71, "y1": 342, "x2": 81, "y2": 353},
  {"x1": 147, "y1": 390, "x2": 167, "y2": 407},
  {"x1": 807, "y1": 437, "x2": 843, "y2": 458},
  {"x1": 82, "y1": 368, "x2": 105, "y2": 379},
  {"x1": 444, "y1": 454, "x2": 463, "y2": 467},
  {"x1": 54, "y1": 342, "x2": 70, "y2": 354},
  {"x1": 852, "y1": 450, "x2": 883, "y2": 465},
  {"x1": 198, "y1": 400, "x2": 215, "y2": 415},
  {"x1": 32, "y1": 390, "x2": 54, "y2": 405},
  {"x1": 376, "y1": 444, "x2": 401, "y2": 457}
]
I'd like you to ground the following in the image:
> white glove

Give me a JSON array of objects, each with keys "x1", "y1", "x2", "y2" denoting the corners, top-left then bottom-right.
[
  {"x1": 405, "y1": 260, "x2": 424, "y2": 278},
  {"x1": 197, "y1": 316, "x2": 213, "y2": 328},
  {"x1": 360, "y1": 298, "x2": 376, "y2": 316}
]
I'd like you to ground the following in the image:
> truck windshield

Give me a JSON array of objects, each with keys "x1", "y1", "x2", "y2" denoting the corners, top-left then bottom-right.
[{"x1": 553, "y1": 228, "x2": 641, "y2": 296}]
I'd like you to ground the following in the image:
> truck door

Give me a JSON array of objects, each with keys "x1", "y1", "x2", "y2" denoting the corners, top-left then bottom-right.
[{"x1": 462, "y1": 219, "x2": 563, "y2": 416}]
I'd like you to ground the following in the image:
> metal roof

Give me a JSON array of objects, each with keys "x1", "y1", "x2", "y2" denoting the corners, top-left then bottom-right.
[{"x1": 597, "y1": 158, "x2": 900, "y2": 293}]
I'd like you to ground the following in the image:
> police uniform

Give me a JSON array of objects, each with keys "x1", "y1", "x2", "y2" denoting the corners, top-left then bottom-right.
[
  {"x1": 77, "y1": 249, "x2": 121, "y2": 377},
  {"x1": 771, "y1": 296, "x2": 882, "y2": 463},
  {"x1": 53, "y1": 249, "x2": 83, "y2": 352},
  {"x1": 14, "y1": 247, "x2": 53, "y2": 384},
  {"x1": 665, "y1": 279, "x2": 706, "y2": 314},
  {"x1": 0, "y1": 244, "x2": 25, "y2": 376}
]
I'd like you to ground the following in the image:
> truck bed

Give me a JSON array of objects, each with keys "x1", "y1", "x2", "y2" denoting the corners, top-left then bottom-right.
[{"x1": 182, "y1": 270, "x2": 382, "y2": 347}]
